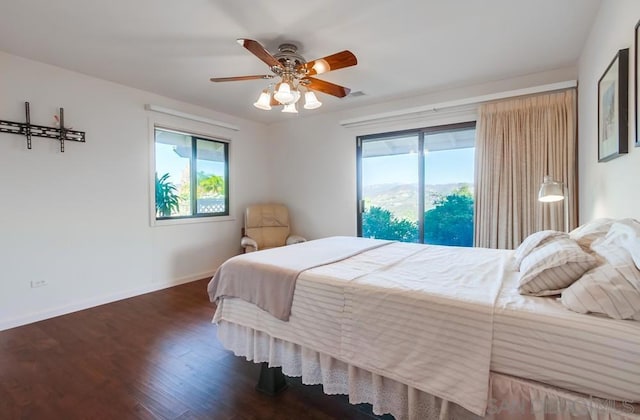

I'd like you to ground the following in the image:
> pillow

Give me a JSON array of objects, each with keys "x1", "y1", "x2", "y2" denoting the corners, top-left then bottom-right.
[
  {"x1": 513, "y1": 230, "x2": 567, "y2": 270},
  {"x1": 561, "y1": 264, "x2": 640, "y2": 320},
  {"x1": 591, "y1": 231, "x2": 640, "y2": 291},
  {"x1": 569, "y1": 218, "x2": 614, "y2": 250},
  {"x1": 596, "y1": 219, "x2": 640, "y2": 270},
  {"x1": 518, "y1": 237, "x2": 597, "y2": 296},
  {"x1": 561, "y1": 241, "x2": 640, "y2": 320}
]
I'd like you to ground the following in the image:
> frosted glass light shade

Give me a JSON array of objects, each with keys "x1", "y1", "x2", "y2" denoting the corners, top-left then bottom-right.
[
  {"x1": 538, "y1": 175, "x2": 564, "y2": 202},
  {"x1": 281, "y1": 103, "x2": 298, "y2": 113},
  {"x1": 274, "y1": 82, "x2": 293, "y2": 104},
  {"x1": 253, "y1": 91, "x2": 272, "y2": 110},
  {"x1": 277, "y1": 88, "x2": 300, "y2": 105},
  {"x1": 312, "y1": 59, "x2": 329, "y2": 75},
  {"x1": 303, "y1": 91, "x2": 322, "y2": 109}
]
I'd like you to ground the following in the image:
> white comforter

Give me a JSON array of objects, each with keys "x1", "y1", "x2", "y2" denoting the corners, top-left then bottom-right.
[
  {"x1": 337, "y1": 242, "x2": 508, "y2": 416},
  {"x1": 214, "y1": 238, "x2": 510, "y2": 416}
]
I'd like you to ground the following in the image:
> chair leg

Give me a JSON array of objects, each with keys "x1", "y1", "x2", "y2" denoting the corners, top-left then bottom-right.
[{"x1": 255, "y1": 362, "x2": 288, "y2": 396}]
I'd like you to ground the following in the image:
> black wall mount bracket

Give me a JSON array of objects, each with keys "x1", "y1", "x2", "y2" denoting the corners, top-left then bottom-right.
[{"x1": 0, "y1": 102, "x2": 86, "y2": 152}]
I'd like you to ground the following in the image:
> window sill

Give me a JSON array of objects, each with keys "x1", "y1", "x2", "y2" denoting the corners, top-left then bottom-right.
[{"x1": 151, "y1": 215, "x2": 236, "y2": 227}]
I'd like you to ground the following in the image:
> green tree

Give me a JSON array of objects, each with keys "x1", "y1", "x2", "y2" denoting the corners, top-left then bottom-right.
[
  {"x1": 197, "y1": 172, "x2": 225, "y2": 196},
  {"x1": 178, "y1": 172, "x2": 225, "y2": 203},
  {"x1": 424, "y1": 186, "x2": 474, "y2": 247},
  {"x1": 155, "y1": 173, "x2": 180, "y2": 217},
  {"x1": 362, "y1": 206, "x2": 419, "y2": 242}
]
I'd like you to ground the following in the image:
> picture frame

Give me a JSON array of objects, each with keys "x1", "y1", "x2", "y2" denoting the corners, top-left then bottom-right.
[
  {"x1": 635, "y1": 20, "x2": 640, "y2": 146},
  {"x1": 598, "y1": 48, "x2": 629, "y2": 162}
]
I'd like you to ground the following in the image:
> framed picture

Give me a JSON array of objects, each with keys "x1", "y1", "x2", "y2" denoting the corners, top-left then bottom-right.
[
  {"x1": 598, "y1": 48, "x2": 629, "y2": 162},
  {"x1": 636, "y1": 20, "x2": 640, "y2": 146}
]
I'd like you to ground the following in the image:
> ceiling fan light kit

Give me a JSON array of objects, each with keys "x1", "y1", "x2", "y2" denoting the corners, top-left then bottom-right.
[
  {"x1": 210, "y1": 39, "x2": 357, "y2": 113},
  {"x1": 282, "y1": 103, "x2": 298, "y2": 114},
  {"x1": 303, "y1": 91, "x2": 322, "y2": 110},
  {"x1": 253, "y1": 89, "x2": 272, "y2": 110},
  {"x1": 274, "y1": 81, "x2": 294, "y2": 104}
]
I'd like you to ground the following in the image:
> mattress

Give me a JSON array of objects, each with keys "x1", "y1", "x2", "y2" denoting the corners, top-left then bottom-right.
[
  {"x1": 213, "y1": 243, "x2": 640, "y2": 406},
  {"x1": 493, "y1": 273, "x2": 640, "y2": 403}
]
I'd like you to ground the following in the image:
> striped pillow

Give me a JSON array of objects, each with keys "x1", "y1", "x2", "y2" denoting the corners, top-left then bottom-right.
[
  {"x1": 600, "y1": 219, "x2": 640, "y2": 271},
  {"x1": 561, "y1": 264, "x2": 640, "y2": 320},
  {"x1": 561, "y1": 235, "x2": 640, "y2": 320},
  {"x1": 518, "y1": 238, "x2": 597, "y2": 296},
  {"x1": 569, "y1": 218, "x2": 614, "y2": 250},
  {"x1": 513, "y1": 230, "x2": 567, "y2": 270},
  {"x1": 592, "y1": 224, "x2": 640, "y2": 291}
]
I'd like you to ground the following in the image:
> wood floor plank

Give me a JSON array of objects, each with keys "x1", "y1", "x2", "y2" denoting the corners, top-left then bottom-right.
[{"x1": 0, "y1": 279, "x2": 389, "y2": 420}]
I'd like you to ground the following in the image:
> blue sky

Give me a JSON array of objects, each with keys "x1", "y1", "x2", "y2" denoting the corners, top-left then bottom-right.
[
  {"x1": 156, "y1": 143, "x2": 225, "y2": 184},
  {"x1": 363, "y1": 147, "x2": 475, "y2": 186},
  {"x1": 157, "y1": 136, "x2": 475, "y2": 188}
]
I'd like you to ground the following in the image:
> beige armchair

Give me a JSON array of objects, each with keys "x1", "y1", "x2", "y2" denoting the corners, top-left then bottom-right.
[{"x1": 241, "y1": 203, "x2": 306, "y2": 253}]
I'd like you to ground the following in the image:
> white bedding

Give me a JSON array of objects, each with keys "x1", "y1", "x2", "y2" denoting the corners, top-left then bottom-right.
[
  {"x1": 493, "y1": 273, "x2": 640, "y2": 403},
  {"x1": 208, "y1": 236, "x2": 388, "y2": 320},
  {"x1": 216, "y1": 321, "x2": 640, "y2": 420},
  {"x1": 212, "y1": 238, "x2": 640, "y2": 414},
  {"x1": 214, "y1": 240, "x2": 510, "y2": 416}
]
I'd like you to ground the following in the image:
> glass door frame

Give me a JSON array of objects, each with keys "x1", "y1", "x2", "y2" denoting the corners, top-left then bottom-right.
[{"x1": 356, "y1": 121, "x2": 476, "y2": 242}]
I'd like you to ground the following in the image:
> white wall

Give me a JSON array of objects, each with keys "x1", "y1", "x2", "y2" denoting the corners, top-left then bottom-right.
[
  {"x1": 0, "y1": 30, "x2": 591, "y2": 329},
  {"x1": 268, "y1": 67, "x2": 577, "y2": 240},
  {"x1": 577, "y1": 0, "x2": 640, "y2": 222},
  {"x1": 0, "y1": 51, "x2": 272, "y2": 330}
]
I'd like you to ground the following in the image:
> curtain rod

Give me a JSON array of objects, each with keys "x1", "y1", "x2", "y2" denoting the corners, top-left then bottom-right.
[
  {"x1": 145, "y1": 104, "x2": 240, "y2": 131},
  {"x1": 339, "y1": 80, "x2": 577, "y2": 128}
]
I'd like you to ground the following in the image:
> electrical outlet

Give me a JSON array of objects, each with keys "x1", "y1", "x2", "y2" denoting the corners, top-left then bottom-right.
[{"x1": 30, "y1": 280, "x2": 47, "y2": 288}]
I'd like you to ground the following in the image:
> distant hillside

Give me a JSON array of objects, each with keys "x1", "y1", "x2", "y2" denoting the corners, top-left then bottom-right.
[{"x1": 363, "y1": 183, "x2": 473, "y2": 221}]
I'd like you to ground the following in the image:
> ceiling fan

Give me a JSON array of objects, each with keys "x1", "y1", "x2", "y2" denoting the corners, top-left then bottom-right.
[{"x1": 210, "y1": 39, "x2": 357, "y2": 112}]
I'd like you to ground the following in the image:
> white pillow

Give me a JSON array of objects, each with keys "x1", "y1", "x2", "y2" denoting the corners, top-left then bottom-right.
[
  {"x1": 518, "y1": 237, "x2": 597, "y2": 296},
  {"x1": 513, "y1": 230, "x2": 567, "y2": 270},
  {"x1": 569, "y1": 218, "x2": 614, "y2": 250},
  {"x1": 597, "y1": 219, "x2": 640, "y2": 271},
  {"x1": 562, "y1": 242, "x2": 640, "y2": 320},
  {"x1": 592, "y1": 231, "x2": 640, "y2": 291}
]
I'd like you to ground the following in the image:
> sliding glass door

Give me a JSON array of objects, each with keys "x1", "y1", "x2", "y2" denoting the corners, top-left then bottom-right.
[
  {"x1": 359, "y1": 133, "x2": 421, "y2": 242},
  {"x1": 357, "y1": 122, "x2": 476, "y2": 246}
]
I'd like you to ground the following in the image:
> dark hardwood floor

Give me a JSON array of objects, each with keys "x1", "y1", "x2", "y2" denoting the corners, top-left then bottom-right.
[{"x1": 0, "y1": 279, "x2": 389, "y2": 420}]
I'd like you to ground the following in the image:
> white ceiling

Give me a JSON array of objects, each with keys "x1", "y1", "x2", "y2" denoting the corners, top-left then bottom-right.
[{"x1": 0, "y1": 0, "x2": 601, "y2": 124}]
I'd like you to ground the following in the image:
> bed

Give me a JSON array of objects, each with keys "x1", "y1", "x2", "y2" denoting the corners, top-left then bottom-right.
[{"x1": 208, "y1": 235, "x2": 640, "y2": 420}]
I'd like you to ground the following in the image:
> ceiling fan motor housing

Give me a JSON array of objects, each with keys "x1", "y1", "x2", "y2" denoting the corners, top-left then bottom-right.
[{"x1": 273, "y1": 43, "x2": 307, "y2": 77}]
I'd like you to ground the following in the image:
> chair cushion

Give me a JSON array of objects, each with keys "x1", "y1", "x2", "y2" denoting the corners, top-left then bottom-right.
[{"x1": 245, "y1": 204, "x2": 290, "y2": 249}]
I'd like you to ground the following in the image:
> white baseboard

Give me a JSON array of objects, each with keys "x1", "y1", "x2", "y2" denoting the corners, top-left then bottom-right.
[{"x1": 0, "y1": 270, "x2": 216, "y2": 332}]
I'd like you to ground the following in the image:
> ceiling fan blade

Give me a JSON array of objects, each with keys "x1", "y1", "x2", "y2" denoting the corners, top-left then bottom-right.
[
  {"x1": 237, "y1": 38, "x2": 282, "y2": 69},
  {"x1": 297, "y1": 51, "x2": 357, "y2": 76},
  {"x1": 304, "y1": 77, "x2": 351, "y2": 98},
  {"x1": 210, "y1": 75, "x2": 274, "y2": 82}
]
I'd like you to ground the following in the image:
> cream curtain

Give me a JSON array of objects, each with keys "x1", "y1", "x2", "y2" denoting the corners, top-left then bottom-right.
[{"x1": 474, "y1": 89, "x2": 577, "y2": 249}]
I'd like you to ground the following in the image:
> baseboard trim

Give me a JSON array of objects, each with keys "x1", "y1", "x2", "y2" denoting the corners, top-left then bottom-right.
[{"x1": 0, "y1": 270, "x2": 216, "y2": 332}]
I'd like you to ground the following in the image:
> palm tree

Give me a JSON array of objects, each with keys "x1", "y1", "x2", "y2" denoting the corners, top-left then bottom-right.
[
  {"x1": 197, "y1": 172, "x2": 225, "y2": 196},
  {"x1": 155, "y1": 173, "x2": 180, "y2": 217}
]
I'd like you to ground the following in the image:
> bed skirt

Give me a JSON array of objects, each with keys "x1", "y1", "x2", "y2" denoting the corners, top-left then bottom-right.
[{"x1": 216, "y1": 321, "x2": 639, "y2": 420}]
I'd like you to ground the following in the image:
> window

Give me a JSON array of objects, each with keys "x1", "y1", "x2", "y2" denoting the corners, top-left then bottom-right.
[
  {"x1": 357, "y1": 122, "x2": 475, "y2": 246},
  {"x1": 154, "y1": 127, "x2": 229, "y2": 219}
]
